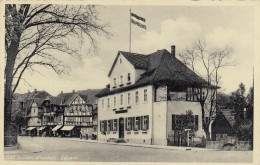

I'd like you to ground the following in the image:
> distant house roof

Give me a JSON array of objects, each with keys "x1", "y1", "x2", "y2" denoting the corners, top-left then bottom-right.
[
  {"x1": 33, "y1": 98, "x2": 45, "y2": 107},
  {"x1": 77, "y1": 89, "x2": 103, "y2": 105},
  {"x1": 21, "y1": 90, "x2": 50, "y2": 102},
  {"x1": 220, "y1": 109, "x2": 236, "y2": 127},
  {"x1": 48, "y1": 96, "x2": 65, "y2": 106},
  {"x1": 57, "y1": 89, "x2": 102, "y2": 105},
  {"x1": 97, "y1": 49, "x2": 212, "y2": 97}
]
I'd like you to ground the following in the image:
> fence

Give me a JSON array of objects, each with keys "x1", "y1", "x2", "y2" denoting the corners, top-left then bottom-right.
[
  {"x1": 206, "y1": 140, "x2": 253, "y2": 150},
  {"x1": 4, "y1": 135, "x2": 18, "y2": 147}
]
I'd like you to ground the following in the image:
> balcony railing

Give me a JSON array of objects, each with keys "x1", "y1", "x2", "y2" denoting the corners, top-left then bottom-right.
[
  {"x1": 28, "y1": 122, "x2": 41, "y2": 126},
  {"x1": 42, "y1": 121, "x2": 62, "y2": 125},
  {"x1": 64, "y1": 121, "x2": 93, "y2": 126},
  {"x1": 43, "y1": 112, "x2": 56, "y2": 116},
  {"x1": 64, "y1": 113, "x2": 91, "y2": 116}
]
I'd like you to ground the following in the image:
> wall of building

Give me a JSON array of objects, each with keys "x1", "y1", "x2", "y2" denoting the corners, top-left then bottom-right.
[
  {"x1": 98, "y1": 85, "x2": 153, "y2": 144},
  {"x1": 28, "y1": 117, "x2": 41, "y2": 126},
  {"x1": 153, "y1": 101, "x2": 167, "y2": 145},
  {"x1": 167, "y1": 101, "x2": 206, "y2": 142},
  {"x1": 64, "y1": 94, "x2": 92, "y2": 126},
  {"x1": 28, "y1": 102, "x2": 41, "y2": 126},
  {"x1": 109, "y1": 54, "x2": 136, "y2": 90}
]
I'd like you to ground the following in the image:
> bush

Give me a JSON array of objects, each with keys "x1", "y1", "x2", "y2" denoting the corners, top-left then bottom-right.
[
  {"x1": 235, "y1": 119, "x2": 253, "y2": 141},
  {"x1": 195, "y1": 136, "x2": 206, "y2": 148}
]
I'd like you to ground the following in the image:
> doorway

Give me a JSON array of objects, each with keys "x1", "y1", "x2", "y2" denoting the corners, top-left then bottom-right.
[{"x1": 119, "y1": 118, "x2": 124, "y2": 138}]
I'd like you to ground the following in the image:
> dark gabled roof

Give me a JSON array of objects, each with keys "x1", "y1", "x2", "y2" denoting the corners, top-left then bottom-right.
[
  {"x1": 33, "y1": 98, "x2": 45, "y2": 107},
  {"x1": 63, "y1": 94, "x2": 77, "y2": 105},
  {"x1": 77, "y1": 89, "x2": 103, "y2": 104},
  {"x1": 78, "y1": 93, "x2": 89, "y2": 103},
  {"x1": 220, "y1": 109, "x2": 236, "y2": 127},
  {"x1": 21, "y1": 90, "x2": 50, "y2": 102},
  {"x1": 97, "y1": 49, "x2": 211, "y2": 97},
  {"x1": 57, "y1": 92, "x2": 75, "y2": 102},
  {"x1": 56, "y1": 89, "x2": 102, "y2": 105},
  {"x1": 48, "y1": 96, "x2": 65, "y2": 106}
]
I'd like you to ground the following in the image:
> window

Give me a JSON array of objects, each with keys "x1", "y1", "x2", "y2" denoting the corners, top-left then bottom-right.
[
  {"x1": 143, "y1": 116, "x2": 149, "y2": 130},
  {"x1": 113, "y1": 96, "x2": 116, "y2": 108},
  {"x1": 135, "y1": 117, "x2": 141, "y2": 130},
  {"x1": 107, "y1": 120, "x2": 112, "y2": 131},
  {"x1": 107, "y1": 98, "x2": 110, "y2": 109},
  {"x1": 144, "y1": 89, "x2": 147, "y2": 102},
  {"x1": 172, "y1": 114, "x2": 198, "y2": 131},
  {"x1": 126, "y1": 118, "x2": 131, "y2": 131},
  {"x1": 113, "y1": 78, "x2": 116, "y2": 86},
  {"x1": 120, "y1": 58, "x2": 122, "y2": 64},
  {"x1": 202, "y1": 90, "x2": 206, "y2": 100},
  {"x1": 135, "y1": 91, "x2": 139, "y2": 104},
  {"x1": 113, "y1": 119, "x2": 117, "y2": 131},
  {"x1": 100, "y1": 121, "x2": 105, "y2": 132},
  {"x1": 120, "y1": 75, "x2": 123, "y2": 84},
  {"x1": 120, "y1": 94, "x2": 124, "y2": 106},
  {"x1": 186, "y1": 87, "x2": 202, "y2": 102},
  {"x1": 128, "y1": 93, "x2": 131, "y2": 105},
  {"x1": 102, "y1": 99, "x2": 104, "y2": 109},
  {"x1": 127, "y1": 73, "x2": 131, "y2": 82}
]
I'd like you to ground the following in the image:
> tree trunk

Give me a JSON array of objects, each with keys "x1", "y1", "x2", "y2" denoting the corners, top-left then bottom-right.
[
  {"x1": 4, "y1": 40, "x2": 20, "y2": 136},
  {"x1": 200, "y1": 101, "x2": 211, "y2": 141}
]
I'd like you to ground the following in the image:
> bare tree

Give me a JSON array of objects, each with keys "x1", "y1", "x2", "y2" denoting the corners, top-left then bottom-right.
[
  {"x1": 5, "y1": 4, "x2": 110, "y2": 136},
  {"x1": 178, "y1": 39, "x2": 233, "y2": 140}
]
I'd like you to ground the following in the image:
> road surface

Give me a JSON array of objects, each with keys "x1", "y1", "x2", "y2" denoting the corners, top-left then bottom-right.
[{"x1": 4, "y1": 136, "x2": 253, "y2": 162}]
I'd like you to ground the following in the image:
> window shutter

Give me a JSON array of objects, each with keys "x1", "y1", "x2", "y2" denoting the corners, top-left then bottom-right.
[
  {"x1": 141, "y1": 116, "x2": 144, "y2": 130},
  {"x1": 195, "y1": 115, "x2": 198, "y2": 131},
  {"x1": 110, "y1": 119, "x2": 113, "y2": 131},
  {"x1": 115, "y1": 119, "x2": 118, "y2": 131},
  {"x1": 125, "y1": 118, "x2": 128, "y2": 130},
  {"x1": 172, "y1": 115, "x2": 176, "y2": 130},
  {"x1": 147, "y1": 115, "x2": 149, "y2": 130},
  {"x1": 100, "y1": 121, "x2": 102, "y2": 132},
  {"x1": 104, "y1": 120, "x2": 107, "y2": 132},
  {"x1": 129, "y1": 117, "x2": 134, "y2": 130}
]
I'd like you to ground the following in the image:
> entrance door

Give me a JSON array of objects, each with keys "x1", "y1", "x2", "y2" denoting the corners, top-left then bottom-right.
[{"x1": 119, "y1": 118, "x2": 124, "y2": 138}]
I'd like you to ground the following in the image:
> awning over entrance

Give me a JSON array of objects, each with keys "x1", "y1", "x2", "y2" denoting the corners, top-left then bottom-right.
[
  {"x1": 52, "y1": 125, "x2": 63, "y2": 131},
  {"x1": 26, "y1": 127, "x2": 36, "y2": 131},
  {"x1": 60, "y1": 126, "x2": 75, "y2": 131},
  {"x1": 37, "y1": 126, "x2": 46, "y2": 131}
]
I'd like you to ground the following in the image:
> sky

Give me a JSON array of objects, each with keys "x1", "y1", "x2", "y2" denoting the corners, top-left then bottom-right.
[{"x1": 16, "y1": 5, "x2": 255, "y2": 96}]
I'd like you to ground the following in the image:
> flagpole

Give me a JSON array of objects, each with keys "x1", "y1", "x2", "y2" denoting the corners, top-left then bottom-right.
[{"x1": 129, "y1": 9, "x2": 131, "y2": 53}]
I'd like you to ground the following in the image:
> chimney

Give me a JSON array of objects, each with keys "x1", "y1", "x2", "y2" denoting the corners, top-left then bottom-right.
[
  {"x1": 73, "y1": 90, "x2": 75, "y2": 93},
  {"x1": 60, "y1": 91, "x2": 63, "y2": 94},
  {"x1": 34, "y1": 89, "x2": 37, "y2": 92},
  {"x1": 171, "y1": 45, "x2": 176, "y2": 57}
]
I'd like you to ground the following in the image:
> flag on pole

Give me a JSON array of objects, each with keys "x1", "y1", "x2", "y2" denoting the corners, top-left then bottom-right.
[{"x1": 131, "y1": 12, "x2": 146, "y2": 29}]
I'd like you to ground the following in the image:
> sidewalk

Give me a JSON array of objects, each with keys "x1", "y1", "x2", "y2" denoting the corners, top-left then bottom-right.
[
  {"x1": 70, "y1": 138, "x2": 219, "y2": 151},
  {"x1": 4, "y1": 137, "x2": 44, "y2": 155}
]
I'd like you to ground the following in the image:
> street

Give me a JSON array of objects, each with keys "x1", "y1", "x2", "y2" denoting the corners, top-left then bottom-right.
[{"x1": 5, "y1": 136, "x2": 252, "y2": 162}]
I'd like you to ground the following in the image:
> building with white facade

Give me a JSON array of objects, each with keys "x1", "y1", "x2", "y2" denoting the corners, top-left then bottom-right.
[{"x1": 96, "y1": 45, "x2": 216, "y2": 146}]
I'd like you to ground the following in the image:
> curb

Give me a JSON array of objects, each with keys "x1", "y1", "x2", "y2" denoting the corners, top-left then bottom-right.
[{"x1": 71, "y1": 138, "x2": 219, "y2": 151}]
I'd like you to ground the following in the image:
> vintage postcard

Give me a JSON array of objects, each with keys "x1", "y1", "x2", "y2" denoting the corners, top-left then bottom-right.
[{"x1": 1, "y1": 0, "x2": 259, "y2": 164}]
